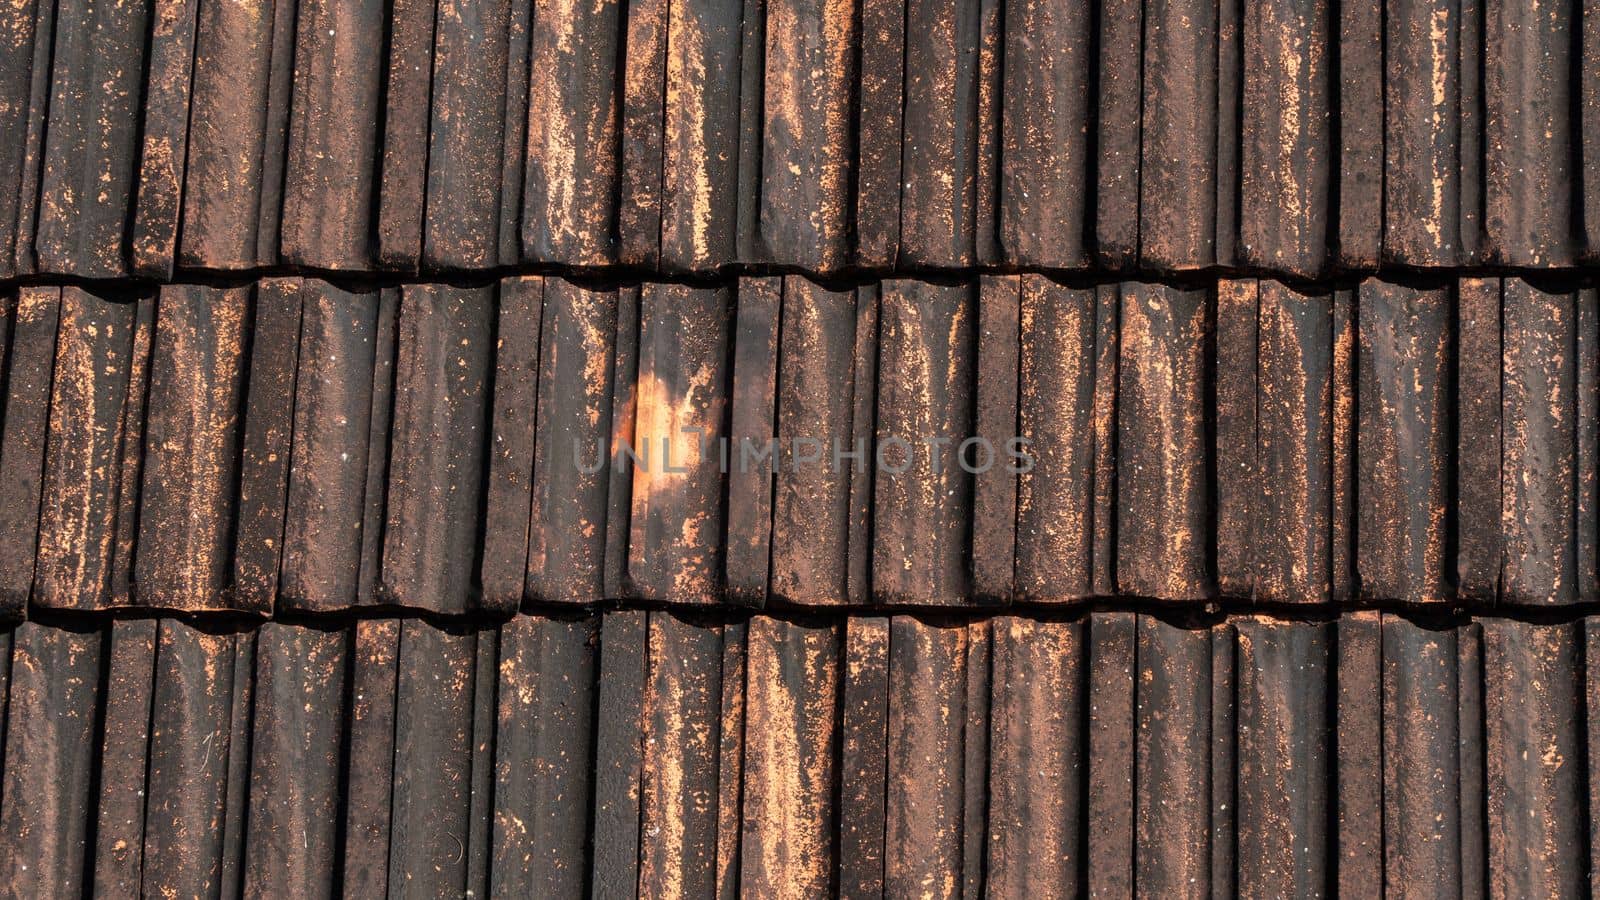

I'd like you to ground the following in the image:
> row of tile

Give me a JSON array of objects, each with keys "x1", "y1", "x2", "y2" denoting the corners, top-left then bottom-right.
[
  {"x1": 0, "y1": 273, "x2": 1593, "y2": 616},
  {"x1": 0, "y1": 0, "x2": 1597, "y2": 279},
  {"x1": 0, "y1": 609, "x2": 1592, "y2": 898}
]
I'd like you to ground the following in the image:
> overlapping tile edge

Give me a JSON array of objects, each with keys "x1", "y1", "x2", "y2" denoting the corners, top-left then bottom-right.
[
  {"x1": 1, "y1": 272, "x2": 1595, "y2": 618},
  {"x1": 0, "y1": 608, "x2": 1595, "y2": 897},
  {"x1": 0, "y1": 0, "x2": 1598, "y2": 280},
  {"x1": 2, "y1": 0, "x2": 1598, "y2": 894}
]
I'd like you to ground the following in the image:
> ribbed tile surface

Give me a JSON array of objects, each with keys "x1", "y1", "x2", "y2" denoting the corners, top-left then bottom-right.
[
  {"x1": 3, "y1": 274, "x2": 1596, "y2": 617},
  {"x1": 0, "y1": 610, "x2": 1594, "y2": 897},
  {"x1": 0, "y1": 0, "x2": 1596, "y2": 277},
  {"x1": 3, "y1": 0, "x2": 1597, "y2": 895}
]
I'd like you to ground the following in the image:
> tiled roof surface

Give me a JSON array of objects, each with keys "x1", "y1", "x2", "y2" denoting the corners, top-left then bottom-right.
[
  {"x1": 2, "y1": 0, "x2": 1597, "y2": 895},
  {"x1": 0, "y1": 0, "x2": 1595, "y2": 278},
  {"x1": 2, "y1": 610, "x2": 1597, "y2": 898},
  {"x1": 2, "y1": 274, "x2": 1595, "y2": 617}
]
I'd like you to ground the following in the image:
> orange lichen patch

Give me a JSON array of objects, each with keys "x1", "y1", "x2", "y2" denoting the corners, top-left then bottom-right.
[
  {"x1": 625, "y1": 285, "x2": 731, "y2": 605},
  {"x1": 631, "y1": 369, "x2": 712, "y2": 494}
]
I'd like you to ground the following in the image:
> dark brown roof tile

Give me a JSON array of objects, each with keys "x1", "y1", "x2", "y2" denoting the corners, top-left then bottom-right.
[
  {"x1": 998, "y1": 0, "x2": 1092, "y2": 268},
  {"x1": 380, "y1": 283, "x2": 495, "y2": 612},
  {"x1": 1484, "y1": 0, "x2": 1576, "y2": 267},
  {"x1": 525, "y1": 278, "x2": 625, "y2": 606},
  {"x1": 752, "y1": 0, "x2": 857, "y2": 271},
  {"x1": 589, "y1": 607, "x2": 646, "y2": 897},
  {"x1": 233, "y1": 277, "x2": 304, "y2": 612},
  {"x1": 243, "y1": 620, "x2": 347, "y2": 899},
  {"x1": 1499, "y1": 279, "x2": 1598, "y2": 606},
  {"x1": 1357, "y1": 278, "x2": 1454, "y2": 603},
  {"x1": 178, "y1": 0, "x2": 280, "y2": 272},
  {"x1": 1015, "y1": 277, "x2": 1100, "y2": 602},
  {"x1": 387, "y1": 618, "x2": 483, "y2": 894},
  {"x1": 134, "y1": 284, "x2": 251, "y2": 612},
  {"x1": 428, "y1": 0, "x2": 513, "y2": 271},
  {"x1": 33, "y1": 286, "x2": 151, "y2": 611},
  {"x1": 129, "y1": 0, "x2": 199, "y2": 280},
  {"x1": 492, "y1": 611, "x2": 598, "y2": 896},
  {"x1": 374, "y1": 0, "x2": 436, "y2": 273},
  {"x1": 972, "y1": 276, "x2": 1021, "y2": 603},
  {"x1": 0, "y1": 620, "x2": 102, "y2": 895},
  {"x1": 1137, "y1": 0, "x2": 1219, "y2": 273},
  {"x1": 654, "y1": 0, "x2": 742, "y2": 274},
  {"x1": 281, "y1": 0, "x2": 383, "y2": 272},
  {"x1": 525, "y1": 0, "x2": 623, "y2": 267},
  {"x1": 1254, "y1": 282, "x2": 1346, "y2": 602},
  {"x1": 873, "y1": 280, "x2": 976, "y2": 604},
  {"x1": 1116, "y1": 282, "x2": 1213, "y2": 600},
  {"x1": 0, "y1": 288, "x2": 57, "y2": 618},
  {"x1": 33, "y1": 0, "x2": 149, "y2": 279},
  {"x1": 279, "y1": 280, "x2": 386, "y2": 612},
  {"x1": 724, "y1": 276, "x2": 781, "y2": 606},
  {"x1": 339, "y1": 617, "x2": 400, "y2": 897},
  {"x1": 91, "y1": 618, "x2": 158, "y2": 897},
  {"x1": 771, "y1": 277, "x2": 870, "y2": 605},
  {"x1": 481, "y1": 275, "x2": 543, "y2": 608},
  {"x1": 140, "y1": 618, "x2": 250, "y2": 898},
  {"x1": 1239, "y1": 0, "x2": 1333, "y2": 277}
]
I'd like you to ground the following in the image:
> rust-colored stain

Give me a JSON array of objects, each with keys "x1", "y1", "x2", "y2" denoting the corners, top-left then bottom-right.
[{"x1": 4, "y1": 0, "x2": 1600, "y2": 895}]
